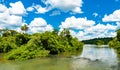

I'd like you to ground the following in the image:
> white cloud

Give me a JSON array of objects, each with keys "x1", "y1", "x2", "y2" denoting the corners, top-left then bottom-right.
[
  {"x1": 26, "y1": 4, "x2": 35, "y2": 12},
  {"x1": 0, "y1": 10, "x2": 23, "y2": 27},
  {"x1": 27, "y1": 6, "x2": 34, "y2": 12},
  {"x1": 59, "y1": 16, "x2": 117, "y2": 40},
  {"x1": 84, "y1": 23, "x2": 116, "y2": 40},
  {"x1": 72, "y1": 7, "x2": 82, "y2": 14},
  {"x1": 102, "y1": 9, "x2": 120, "y2": 39},
  {"x1": 7, "y1": 15, "x2": 22, "y2": 26},
  {"x1": 0, "y1": 1, "x2": 25, "y2": 30},
  {"x1": 59, "y1": 16, "x2": 95, "y2": 30},
  {"x1": 0, "y1": 4, "x2": 7, "y2": 13},
  {"x1": 9, "y1": 1, "x2": 26, "y2": 16},
  {"x1": 45, "y1": 24, "x2": 54, "y2": 31},
  {"x1": 34, "y1": 5, "x2": 49, "y2": 14},
  {"x1": 29, "y1": 18, "x2": 53, "y2": 33},
  {"x1": 84, "y1": 23, "x2": 116, "y2": 35},
  {"x1": 93, "y1": 13, "x2": 98, "y2": 17},
  {"x1": 30, "y1": 18, "x2": 47, "y2": 27},
  {"x1": 26, "y1": 4, "x2": 50, "y2": 14},
  {"x1": 43, "y1": 0, "x2": 83, "y2": 13},
  {"x1": 0, "y1": 1, "x2": 54, "y2": 34},
  {"x1": 102, "y1": 9, "x2": 120, "y2": 22},
  {"x1": 50, "y1": 10, "x2": 61, "y2": 16},
  {"x1": 116, "y1": 21, "x2": 120, "y2": 29},
  {"x1": 27, "y1": 0, "x2": 83, "y2": 14},
  {"x1": 0, "y1": 1, "x2": 54, "y2": 33}
]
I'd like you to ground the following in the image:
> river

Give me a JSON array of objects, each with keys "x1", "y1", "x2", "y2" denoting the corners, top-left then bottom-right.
[{"x1": 0, "y1": 45, "x2": 120, "y2": 70}]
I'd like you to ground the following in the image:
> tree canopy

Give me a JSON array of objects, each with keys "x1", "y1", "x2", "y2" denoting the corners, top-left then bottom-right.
[
  {"x1": 109, "y1": 29, "x2": 120, "y2": 58},
  {"x1": 82, "y1": 37, "x2": 113, "y2": 45},
  {"x1": 21, "y1": 24, "x2": 28, "y2": 33},
  {"x1": 0, "y1": 28, "x2": 84, "y2": 61}
]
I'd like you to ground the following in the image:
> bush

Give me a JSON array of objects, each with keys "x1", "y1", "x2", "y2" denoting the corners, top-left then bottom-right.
[
  {"x1": 0, "y1": 37, "x2": 17, "y2": 52},
  {"x1": 5, "y1": 45, "x2": 49, "y2": 61},
  {"x1": 1, "y1": 29, "x2": 84, "y2": 61}
]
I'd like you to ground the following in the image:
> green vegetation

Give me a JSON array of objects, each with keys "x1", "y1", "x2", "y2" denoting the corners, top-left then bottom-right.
[
  {"x1": 21, "y1": 24, "x2": 28, "y2": 33},
  {"x1": 0, "y1": 28, "x2": 83, "y2": 61},
  {"x1": 82, "y1": 37, "x2": 113, "y2": 45},
  {"x1": 96, "y1": 40, "x2": 104, "y2": 46},
  {"x1": 109, "y1": 29, "x2": 120, "y2": 58}
]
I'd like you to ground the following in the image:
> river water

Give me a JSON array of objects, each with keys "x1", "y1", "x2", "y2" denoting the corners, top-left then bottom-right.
[{"x1": 0, "y1": 45, "x2": 120, "y2": 70}]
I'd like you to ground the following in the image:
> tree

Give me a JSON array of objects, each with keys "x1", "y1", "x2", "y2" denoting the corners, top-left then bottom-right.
[
  {"x1": 9, "y1": 30, "x2": 19, "y2": 36},
  {"x1": 117, "y1": 29, "x2": 120, "y2": 41},
  {"x1": 52, "y1": 29, "x2": 58, "y2": 35},
  {"x1": 96, "y1": 40, "x2": 104, "y2": 46},
  {"x1": 109, "y1": 29, "x2": 120, "y2": 58},
  {"x1": 0, "y1": 28, "x2": 84, "y2": 61},
  {"x1": 15, "y1": 34, "x2": 30, "y2": 46},
  {"x1": 21, "y1": 24, "x2": 28, "y2": 33}
]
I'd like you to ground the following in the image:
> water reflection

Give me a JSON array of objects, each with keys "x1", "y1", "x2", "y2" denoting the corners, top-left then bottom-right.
[
  {"x1": 0, "y1": 45, "x2": 120, "y2": 70},
  {"x1": 72, "y1": 45, "x2": 119, "y2": 70},
  {"x1": 80, "y1": 45, "x2": 117, "y2": 64}
]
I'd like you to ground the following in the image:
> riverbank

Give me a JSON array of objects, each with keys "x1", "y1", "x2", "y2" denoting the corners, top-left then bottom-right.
[
  {"x1": 0, "y1": 29, "x2": 83, "y2": 61},
  {"x1": 0, "y1": 45, "x2": 119, "y2": 70}
]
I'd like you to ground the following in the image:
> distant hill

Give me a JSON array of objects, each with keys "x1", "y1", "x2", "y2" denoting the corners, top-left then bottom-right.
[{"x1": 82, "y1": 37, "x2": 113, "y2": 45}]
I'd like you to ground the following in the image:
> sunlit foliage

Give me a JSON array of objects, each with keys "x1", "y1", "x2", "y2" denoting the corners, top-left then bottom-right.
[{"x1": 0, "y1": 28, "x2": 84, "y2": 61}]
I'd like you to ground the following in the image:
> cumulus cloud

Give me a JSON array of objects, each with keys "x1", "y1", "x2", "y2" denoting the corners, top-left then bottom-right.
[
  {"x1": 29, "y1": 18, "x2": 53, "y2": 33},
  {"x1": 43, "y1": 0, "x2": 83, "y2": 13},
  {"x1": 27, "y1": 0, "x2": 83, "y2": 14},
  {"x1": 27, "y1": 6, "x2": 34, "y2": 12},
  {"x1": 0, "y1": 10, "x2": 22, "y2": 28},
  {"x1": 74, "y1": 24, "x2": 116, "y2": 40},
  {"x1": 0, "y1": 1, "x2": 26, "y2": 31},
  {"x1": 102, "y1": 9, "x2": 120, "y2": 22},
  {"x1": 0, "y1": 1, "x2": 53, "y2": 33},
  {"x1": 30, "y1": 18, "x2": 47, "y2": 27},
  {"x1": 59, "y1": 16, "x2": 95, "y2": 30},
  {"x1": 7, "y1": 15, "x2": 22, "y2": 26},
  {"x1": 84, "y1": 24, "x2": 116, "y2": 37},
  {"x1": 9, "y1": 1, "x2": 26, "y2": 16},
  {"x1": 60, "y1": 16, "x2": 117, "y2": 40},
  {"x1": 102, "y1": 9, "x2": 120, "y2": 32},
  {"x1": 26, "y1": 4, "x2": 50, "y2": 14},
  {"x1": 0, "y1": 4, "x2": 7, "y2": 13},
  {"x1": 34, "y1": 5, "x2": 50, "y2": 14}
]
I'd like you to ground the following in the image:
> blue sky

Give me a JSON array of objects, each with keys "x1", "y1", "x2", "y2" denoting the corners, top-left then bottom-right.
[{"x1": 0, "y1": 0, "x2": 120, "y2": 40}]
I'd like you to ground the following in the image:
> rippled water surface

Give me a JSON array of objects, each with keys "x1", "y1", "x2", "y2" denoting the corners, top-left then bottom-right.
[{"x1": 0, "y1": 45, "x2": 120, "y2": 70}]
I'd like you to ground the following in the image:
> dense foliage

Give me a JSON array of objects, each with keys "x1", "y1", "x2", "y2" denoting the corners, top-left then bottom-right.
[
  {"x1": 96, "y1": 40, "x2": 104, "y2": 46},
  {"x1": 82, "y1": 37, "x2": 113, "y2": 45},
  {"x1": 0, "y1": 29, "x2": 84, "y2": 61},
  {"x1": 109, "y1": 29, "x2": 120, "y2": 57}
]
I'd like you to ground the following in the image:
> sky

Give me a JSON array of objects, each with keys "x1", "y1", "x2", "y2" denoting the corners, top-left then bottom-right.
[{"x1": 0, "y1": 0, "x2": 120, "y2": 40}]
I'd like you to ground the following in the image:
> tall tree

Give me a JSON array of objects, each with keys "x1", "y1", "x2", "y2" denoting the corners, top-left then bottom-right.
[
  {"x1": 21, "y1": 24, "x2": 28, "y2": 33},
  {"x1": 117, "y1": 29, "x2": 120, "y2": 41}
]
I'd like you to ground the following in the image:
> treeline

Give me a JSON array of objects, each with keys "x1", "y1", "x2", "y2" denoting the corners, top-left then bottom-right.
[
  {"x1": 82, "y1": 37, "x2": 113, "y2": 45},
  {"x1": 109, "y1": 29, "x2": 120, "y2": 57},
  {"x1": 0, "y1": 27, "x2": 83, "y2": 61}
]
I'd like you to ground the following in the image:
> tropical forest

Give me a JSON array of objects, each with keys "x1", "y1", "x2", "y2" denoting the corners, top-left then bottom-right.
[{"x1": 0, "y1": 25, "x2": 83, "y2": 61}]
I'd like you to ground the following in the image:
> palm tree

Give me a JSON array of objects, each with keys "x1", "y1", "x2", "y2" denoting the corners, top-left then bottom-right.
[{"x1": 21, "y1": 24, "x2": 28, "y2": 34}]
